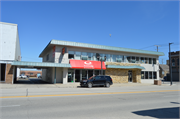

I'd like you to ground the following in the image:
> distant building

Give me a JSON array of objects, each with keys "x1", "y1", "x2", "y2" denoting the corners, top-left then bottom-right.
[
  {"x1": 20, "y1": 70, "x2": 42, "y2": 77},
  {"x1": 159, "y1": 64, "x2": 169, "y2": 78},
  {"x1": 170, "y1": 51, "x2": 179, "y2": 81},
  {"x1": 0, "y1": 22, "x2": 21, "y2": 83}
]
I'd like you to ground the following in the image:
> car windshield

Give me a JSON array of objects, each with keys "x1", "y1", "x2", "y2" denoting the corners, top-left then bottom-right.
[{"x1": 88, "y1": 76, "x2": 95, "y2": 80}]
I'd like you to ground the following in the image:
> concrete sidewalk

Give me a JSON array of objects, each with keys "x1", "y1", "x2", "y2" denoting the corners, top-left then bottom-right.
[{"x1": 0, "y1": 82, "x2": 173, "y2": 89}]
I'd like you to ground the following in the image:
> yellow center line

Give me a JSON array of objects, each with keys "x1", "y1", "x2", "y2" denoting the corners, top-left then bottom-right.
[{"x1": 0, "y1": 90, "x2": 179, "y2": 99}]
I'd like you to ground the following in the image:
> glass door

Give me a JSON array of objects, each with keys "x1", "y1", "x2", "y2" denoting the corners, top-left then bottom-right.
[{"x1": 68, "y1": 69, "x2": 74, "y2": 82}]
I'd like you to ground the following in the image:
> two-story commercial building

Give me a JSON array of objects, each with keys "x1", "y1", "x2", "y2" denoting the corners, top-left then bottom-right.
[
  {"x1": 0, "y1": 22, "x2": 21, "y2": 83},
  {"x1": 39, "y1": 40, "x2": 164, "y2": 84}
]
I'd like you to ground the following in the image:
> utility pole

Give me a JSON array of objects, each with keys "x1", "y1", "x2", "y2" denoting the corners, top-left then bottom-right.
[
  {"x1": 154, "y1": 45, "x2": 160, "y2": 52},
  {"x1": 169, "y1": 43, "x2": 173, "y2": 85},
  {"x1": 162, "y1": 59, "x2": 163, "y2": 64}
]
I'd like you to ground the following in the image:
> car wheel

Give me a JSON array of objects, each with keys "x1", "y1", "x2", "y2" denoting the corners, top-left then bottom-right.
[
  {"x1": 105, "y1": 82, "x2": 110, "y2": 88},
  {"x1": 88, "y1": 83, "x2": 92, "y2": 88}
]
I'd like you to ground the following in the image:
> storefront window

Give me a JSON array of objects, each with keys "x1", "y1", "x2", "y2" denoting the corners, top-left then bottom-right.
[
  {"x1": 153, "y1": 72, "x2": 157, "y2": 79},
  {"x1": 94, "y1": 53, "x2": 97, "y2": 61},
  {"x1": 149, "y1": 72, "x2": 152, "y2": 79},
  {"x1": 75, "y1": 70, "x2": 80, "y2": 82},
  {"x1": 82, "y1": 70, "x2": 87, "y2": 80},
  {"x1": 95, "y1": 70, "x2": 100, "y2": 75},
  {"x1": 149, "y1": 58, "x2": 152, "y2": 64},
  {"x1": 75, "y1": 51, "x2": 81, "y2": 60},
  {"x1": 88, "y1": 70, "x2": 93, "y2": 78},
  {"x1": 106, "y1": 54, "x2": 111, "y2": 62},
  {"x1": 117, "y1": 55, "x2": 123, "y2": 62},
  {"x1": 68, "y1": 69, "x2": 74, "y2": 82},
  {"x1": 153, "y1": 58, "x2": 156, "y2": 64},
  {"x1": 136, "y1": 57, "x2": 139, "y2": 63},
  {"x1": 100, "y1": 54, "x2": 106, "y2": 61},
  {"x1": 68, "y1": 51, "x2": 74, "y2": 59},
  {"x1": 88, "y1": 53, "x2": 93, "y2": 60},
  {"x1": 141, "y1": 71, "x2": 144, "y2": 79},
  {"x1": 145, "y1": 71, "x2": 148, "y2": 79},
  {"x1": 141, "y1": 57, "x2": 145, "y2": 64}
]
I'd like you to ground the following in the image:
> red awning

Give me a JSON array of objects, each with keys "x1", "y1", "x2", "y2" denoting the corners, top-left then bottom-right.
[{"x1": 69, "y1": 59, "x2": 106, "y2": 70}]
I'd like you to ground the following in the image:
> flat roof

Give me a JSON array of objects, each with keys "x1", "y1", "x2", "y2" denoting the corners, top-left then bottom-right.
[{"x1": 39, "y1": 39, "x2": 164, "y2": 57}]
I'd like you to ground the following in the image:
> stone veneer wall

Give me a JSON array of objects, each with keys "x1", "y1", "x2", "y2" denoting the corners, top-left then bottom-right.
[
  {"x1": 105, "y1": 62, "x2": 141, "y2": 83},
  {"x1": 5, "y1": 64, "x2": 14, "y2": 84}
]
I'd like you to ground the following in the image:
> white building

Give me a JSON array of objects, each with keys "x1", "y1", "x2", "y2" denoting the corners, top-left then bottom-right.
[{"x1": 0, "y1": 22, "x2": 21, "y2": 83}]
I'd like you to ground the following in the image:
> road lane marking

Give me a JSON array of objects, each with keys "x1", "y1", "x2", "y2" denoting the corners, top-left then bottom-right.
[
  {"x1": 0, "y1": 90, "x2": 179, "y2": 99},
  {"x1": 0, "y1": 105, "x2": 20, "y2": 107}
]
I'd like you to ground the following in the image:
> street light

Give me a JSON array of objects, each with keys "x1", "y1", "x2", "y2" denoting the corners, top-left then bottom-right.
[{"x1": 97, "y1": 55, "x2": 106, "y2": 75}]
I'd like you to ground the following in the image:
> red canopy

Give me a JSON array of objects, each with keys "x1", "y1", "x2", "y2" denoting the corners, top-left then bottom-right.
[{"x1": 69, "y1": 59, "x2": 106, "y2": 70}]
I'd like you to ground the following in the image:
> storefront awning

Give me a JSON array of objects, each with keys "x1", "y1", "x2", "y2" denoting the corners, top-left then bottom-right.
[
  {"x1": 70, "y1": 59, "x2": 106, "y2": 70},
  {"x1": 11, "y1": 61, "x2": 71, "y2": 68},
  {"x1": 106, "y1": 65, "x2": 145, "y2": 69}
]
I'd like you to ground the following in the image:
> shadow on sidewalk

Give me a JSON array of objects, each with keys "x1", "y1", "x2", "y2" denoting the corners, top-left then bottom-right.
[{"x1": 132, "y1": 107, "x2": 179, "y2": 118}]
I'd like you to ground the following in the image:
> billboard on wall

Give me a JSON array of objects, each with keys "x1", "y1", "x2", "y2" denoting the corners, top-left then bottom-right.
[{"x1": 53, "y1": 46, "x2": 56, "y2": 57}]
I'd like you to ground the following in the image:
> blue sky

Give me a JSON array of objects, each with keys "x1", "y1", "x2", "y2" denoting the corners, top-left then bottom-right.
[{"x1": 1, "y1": 1, "x2": 179, "y2": 65}]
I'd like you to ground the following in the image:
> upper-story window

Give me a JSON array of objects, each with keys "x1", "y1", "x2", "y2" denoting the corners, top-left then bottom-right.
[
  {"x1": 149, "y1": 58, "x2": 152, "y2": 64},
  {"x1": 67, "y1": 51, "x2": 158, "y2": 65},
  {"x1": 75, "y1": 52, "x2": 81, "y2": 60},
  {"x1": 136, "y1": 57, "x2": 139, "y2": 63},
  {"x1": 153, "y1": 58, "x2": 156, "y2": 64},
  {"x1": 140, "y1": 57, "x2": 145, "y2": 64},
  {"x1": 68, "y1": 51, "x2": 74, "y2": 59},
  {"x1": 117, "y1": 55, "x2": 123, "y2": 62},
  {"x1": 131, "y1": 56, "x2": 136, "y2": 63},
  {"x1": 172, "y1": 59, "x2": 175, "y2": 66},
  {"x1": 127, "y1": 56, "x2": 131, "y2": 63},
  {"x1": 145, "y1": 58, "x2": 148, "y2": 64},
  {"x1": 177, "y1": 59, "x2": 179, "y2": 66},
  {"x1": 46, "y1": 54, "x2": 49, "y2": 61}
]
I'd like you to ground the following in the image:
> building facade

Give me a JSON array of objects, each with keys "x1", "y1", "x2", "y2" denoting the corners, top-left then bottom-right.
[
  {"x1": 0, "y1": 22, "x2": 21, "y2": 83},
  {"x1": 39, "y1": 40, "x2": 164, "y2": 84},
  {"x1": 20, "y1": 70, "x2": 42, "y2": 77},
  {"x1": 170, "y1": 51, "x2": 179, "y2": 81},
  {"x1": 159, "y1": 64, "x2": 169, "y2": 78}
]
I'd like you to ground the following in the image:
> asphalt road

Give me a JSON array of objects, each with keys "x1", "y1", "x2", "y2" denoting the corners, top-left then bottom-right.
[{"x1": 0, "y1": 83, "x2": 180, "y2": 119}]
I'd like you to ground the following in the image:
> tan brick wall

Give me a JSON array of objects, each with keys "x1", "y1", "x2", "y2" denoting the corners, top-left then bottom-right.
[
  {"x1": 5, "y1": 64, "x2": 13, "y2": 84},
  {"x1": 105, "y1": 62, "x2": 141, "y2": 83}
]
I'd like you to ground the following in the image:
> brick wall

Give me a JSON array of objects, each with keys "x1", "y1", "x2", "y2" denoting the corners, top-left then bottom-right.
[
  {"x1": 105, "y1": 62, "x2": 141, "y2": 83},
  {"x1": 5, "y1": 64, "x2": 13, "y2": 84}
]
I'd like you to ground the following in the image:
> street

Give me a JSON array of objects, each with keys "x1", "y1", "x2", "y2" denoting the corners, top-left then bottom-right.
[{"x1": 0, "y1": 82, "x2": 180, "y2": 119}]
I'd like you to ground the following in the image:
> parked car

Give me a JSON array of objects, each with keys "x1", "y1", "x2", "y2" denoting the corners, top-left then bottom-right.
[
  {"x1": 80, "y1": 75, "x2": 113, "y2": 88},
  {"x1": 18, "y1": 75, "x2": 27, "y2": 79},
  {"x1": 38, "y1": 75, "x2": 42, "y2": 78},
  {"x1": 163, "y1": 76, "x2": 167, "y2": 81}
]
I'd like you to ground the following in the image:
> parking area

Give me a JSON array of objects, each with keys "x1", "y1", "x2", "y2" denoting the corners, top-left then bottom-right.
[{"x1": 15, "y1": 78, "x2": 49, "y2": 84}]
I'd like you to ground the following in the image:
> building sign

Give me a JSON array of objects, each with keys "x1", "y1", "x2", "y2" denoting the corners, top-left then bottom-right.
[
  {"x1": 62, "y1": 47, "x2": 67, "y2": 55},
  {"x1": 53, "y1": 46, "x2": 56, "y2": 57},
  {"x1": 69, "y1": 59, "x2": 106, "y2": 69},
  {"x1": 84, "y1": 61, "x2": 94, "y2": 69}
]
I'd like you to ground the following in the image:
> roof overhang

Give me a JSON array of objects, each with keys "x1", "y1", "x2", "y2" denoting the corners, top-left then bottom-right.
[
  {"x1": 11, "y1": 61, "x2": 71, "y2": 68},
  {"x1": 39, "y1": 40, "x2": 165, "y2": 57},
  {"x1": 106, "y1": 65, "x2": 145, "y2": 70}
]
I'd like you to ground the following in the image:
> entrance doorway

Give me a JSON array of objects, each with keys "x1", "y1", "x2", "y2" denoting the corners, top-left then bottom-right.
[
  {"x1": 68, "y1": 69, "x2": 74, "y2": 82},
  {"x1": 0, "y1": 63, "x2": 6, "y2": 81},
  {"x1": 128, "y1": 71, "x2": 132, "y2": 82}
]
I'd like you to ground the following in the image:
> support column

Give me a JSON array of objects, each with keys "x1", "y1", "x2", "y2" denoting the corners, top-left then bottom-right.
[
  {"x1": 54, "y1": 67, "x2": 56, "y2": 84},
  {"x1": 63, "y1": 68, "x2": 68, "y2": 84}
]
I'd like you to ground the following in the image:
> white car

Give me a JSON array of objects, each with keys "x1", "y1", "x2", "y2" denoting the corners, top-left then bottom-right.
[{"x1": 18, "y1": 75, "x2": 27, "y2": 79}]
